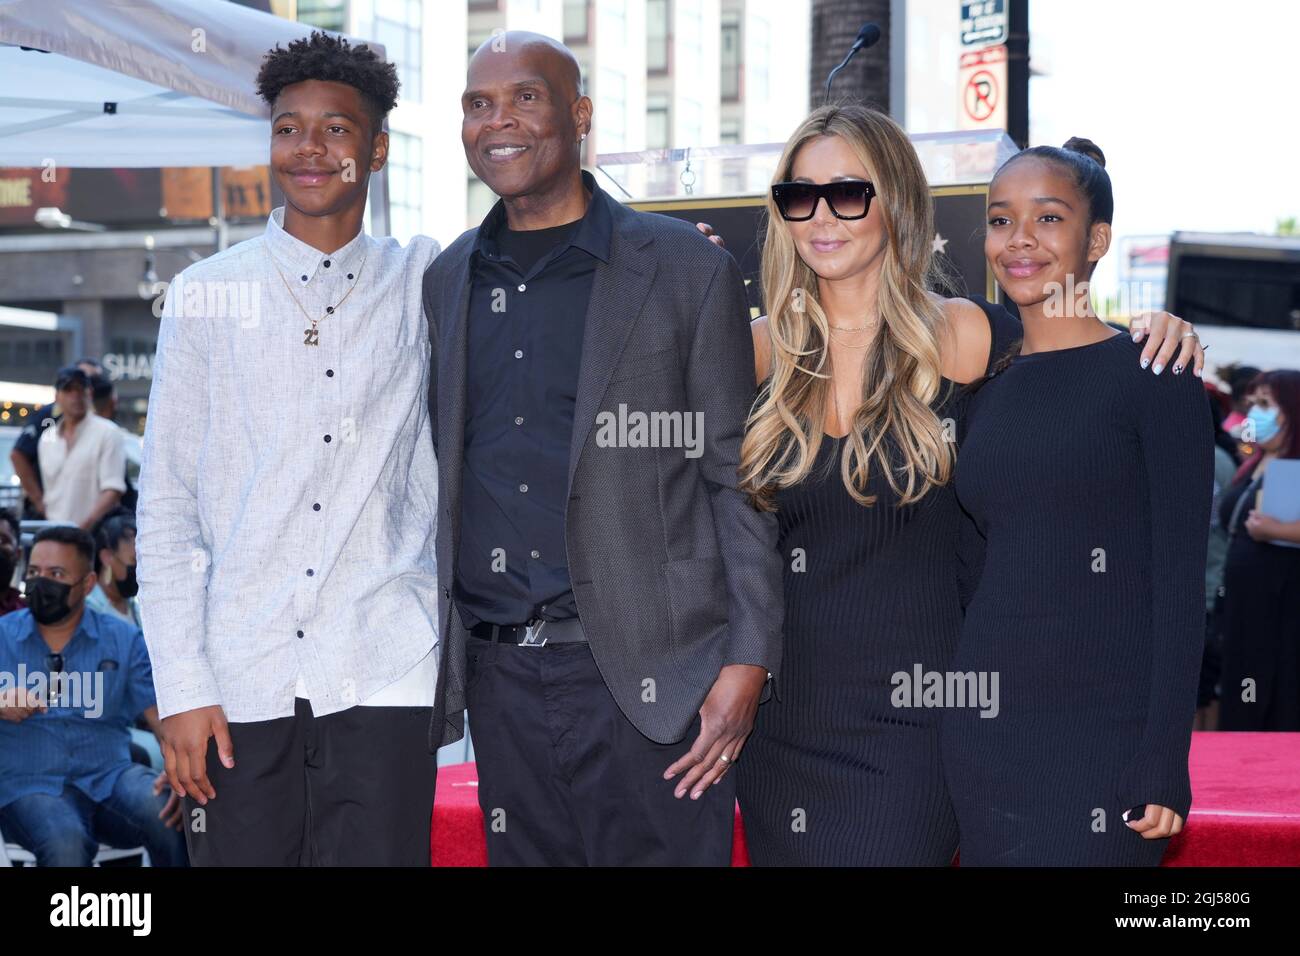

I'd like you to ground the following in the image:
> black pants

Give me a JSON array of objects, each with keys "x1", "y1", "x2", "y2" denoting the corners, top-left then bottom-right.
[
  {"x1": 183, "y1": 698, "x2": 437, "y2": 866},
  {"x1": 466, "y1": 636, "x2": 735, "y2": 866}
]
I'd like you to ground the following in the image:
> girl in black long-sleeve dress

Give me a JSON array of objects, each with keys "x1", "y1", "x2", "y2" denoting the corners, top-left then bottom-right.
[{"x1": 940, "y1": 139, "x2": 1213, "y2": 865}]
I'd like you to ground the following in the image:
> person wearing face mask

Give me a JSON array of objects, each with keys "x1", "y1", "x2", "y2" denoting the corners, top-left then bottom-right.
[
  {"x1": 0, "y1": 526, "x2": 186, "y2": 866},
  {"x1": 1218, "y1": 370, "x2": 1300, "y2": 731},
  {"x1": 0, "y1": 510, "x2": 24, "y2": 615},
  {"x1": 86, "y1": 508, "x2": 142, "y2": 630}
]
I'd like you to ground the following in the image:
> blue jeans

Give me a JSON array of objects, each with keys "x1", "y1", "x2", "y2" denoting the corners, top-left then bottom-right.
[{"x1": 0, "y1": 764, "x2": 189, "y2": 867}]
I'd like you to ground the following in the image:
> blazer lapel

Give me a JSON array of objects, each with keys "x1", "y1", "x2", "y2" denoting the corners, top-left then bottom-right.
[
  {"x1": 567, "y1": 222, "x2": 656, "y2": 494},
  {"x1": 438, "y1": 250, "x2": 473, "y2": 562}
]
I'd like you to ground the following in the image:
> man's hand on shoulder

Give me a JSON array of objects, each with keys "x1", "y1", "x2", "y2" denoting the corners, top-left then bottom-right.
[{"x1": 696, "y1": 222, "x2": 726, "y2": 249}]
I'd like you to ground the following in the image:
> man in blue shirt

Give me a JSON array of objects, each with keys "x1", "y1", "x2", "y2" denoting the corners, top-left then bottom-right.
[{"x1": 0, "y1": 526, "x2": 186, "y2": 866}]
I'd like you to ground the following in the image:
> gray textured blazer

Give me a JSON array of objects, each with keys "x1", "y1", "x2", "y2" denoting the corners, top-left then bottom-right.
[{"x1": 422, "y1": 190, "x2": 782, "y2": 749}]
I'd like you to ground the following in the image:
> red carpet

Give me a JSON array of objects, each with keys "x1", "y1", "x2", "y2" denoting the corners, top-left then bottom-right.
[{"x1": 431, "y1": 731, "x2": 1300, "y2": 866}]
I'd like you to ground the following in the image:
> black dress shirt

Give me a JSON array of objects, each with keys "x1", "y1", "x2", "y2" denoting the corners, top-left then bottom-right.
[{"x1": 455, "y1": 171, "x2": 614, "y2": 626}]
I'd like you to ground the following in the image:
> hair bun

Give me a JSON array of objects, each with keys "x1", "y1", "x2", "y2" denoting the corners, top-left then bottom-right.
[{"x1": 1062, "y1": 137, "x2": 1106, "y2": 168}]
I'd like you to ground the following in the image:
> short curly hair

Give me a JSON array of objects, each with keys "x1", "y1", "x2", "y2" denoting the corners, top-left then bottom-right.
[{"x1": 256, "y1": 30, "x2": 399, "y2": 135}]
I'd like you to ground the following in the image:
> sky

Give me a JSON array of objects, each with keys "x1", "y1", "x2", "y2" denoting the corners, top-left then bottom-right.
[{"x1": 1026, "y1": 0, "x2": 1300, "y2": 298}]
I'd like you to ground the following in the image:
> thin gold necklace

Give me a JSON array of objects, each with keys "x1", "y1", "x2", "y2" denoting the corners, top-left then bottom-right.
[
  {"x1": 274, "y1": 253, "x2": 368, "y2": 346},
  {"x1": 826, "y1": 333, "x2": 873, "y2": 349},
  {"x1": 826, "y1": 320, "x2": 877, "y2": 345}
]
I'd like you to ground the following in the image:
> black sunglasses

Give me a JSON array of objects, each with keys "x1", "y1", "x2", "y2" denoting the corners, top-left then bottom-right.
[{"x1": 771, "y1": 180, "x2": 876, "y2": 221}]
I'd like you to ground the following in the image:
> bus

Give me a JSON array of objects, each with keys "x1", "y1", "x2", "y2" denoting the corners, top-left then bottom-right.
[{"x1": 1165, "y1": 231, "x2": 1300, "y2": 382}]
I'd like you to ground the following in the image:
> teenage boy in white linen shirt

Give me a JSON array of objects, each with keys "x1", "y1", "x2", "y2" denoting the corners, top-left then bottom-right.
[{"x1": 136, "y1": 32, "x2": 441, "y2": 866}]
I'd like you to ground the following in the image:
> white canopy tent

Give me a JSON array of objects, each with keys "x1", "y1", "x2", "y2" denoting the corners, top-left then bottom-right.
[{"x1": 0, "y1": 0, "x2": 389, "y2": 233}]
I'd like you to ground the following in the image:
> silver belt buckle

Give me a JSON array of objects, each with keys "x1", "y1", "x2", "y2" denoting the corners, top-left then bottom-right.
[{"x1": 519, "y1": 619, "x2": 547, "y2": 647}]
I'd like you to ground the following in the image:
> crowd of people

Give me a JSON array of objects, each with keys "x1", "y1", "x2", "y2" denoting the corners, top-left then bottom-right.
[{"x1": 0, "y1": 365, "x2": 186, "y2": 866}]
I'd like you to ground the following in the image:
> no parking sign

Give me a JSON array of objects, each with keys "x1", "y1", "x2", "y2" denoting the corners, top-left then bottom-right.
[{"x1": 959, "y1": 44, "x2": 1008, "y2": 131}]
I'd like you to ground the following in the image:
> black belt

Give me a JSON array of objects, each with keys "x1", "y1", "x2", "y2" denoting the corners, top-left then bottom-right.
[{"x1": 468, "y1": 618, "x2": 587, "y2": 646}]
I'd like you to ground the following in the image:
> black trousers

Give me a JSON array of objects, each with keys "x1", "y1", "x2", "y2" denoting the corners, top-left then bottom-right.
[
  {"x1": 465, "y1": 636, "x2": 735, "y2": 866},
  {"x1": 183, "y1": 698, "x2": 437, "y2": 866}
]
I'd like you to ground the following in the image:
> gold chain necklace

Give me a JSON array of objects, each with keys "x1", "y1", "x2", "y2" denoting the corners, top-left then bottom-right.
[
  {"x1": 826, "y1": 333, "x2": 874, "y2": 349},
  {"x1": 826, "y1": 319, "x2": 877, "y2": 346},
  {"x1": 274, "y1": 253, "x2": 368, "y2": 346}
]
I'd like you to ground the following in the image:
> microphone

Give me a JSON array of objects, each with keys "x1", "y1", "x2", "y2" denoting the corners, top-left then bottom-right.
[{"x1": 824, "y1": 22, "x2": 882, "y2": 102}]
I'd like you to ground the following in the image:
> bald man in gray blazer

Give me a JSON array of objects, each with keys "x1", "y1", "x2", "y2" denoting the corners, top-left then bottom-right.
[{"x1": 423, "y1": 32, "x2": 782, "y2": 866}]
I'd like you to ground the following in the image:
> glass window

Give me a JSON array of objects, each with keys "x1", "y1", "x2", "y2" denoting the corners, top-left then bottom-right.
[
  {"x1": 721, "y1": 15, "x2": 741, "y2": 100},
  {"x1": 678, "y1": 1, "x2": 703, "y2": 58},
  {"x1": 296, "y1": 0, "x2": 346, "y2": 32},
  {"x1": 388, "y1": 131, "x2": 423, "y2": 243},
  {"x1": 563, "y1": 0, "x2": 589, "y2": 42},
  {"x1": 646, "y1": 95, "x2": 671, "y2": 149},
  {"x1": 749, "y1": 17, "x2": 771, "y2": 101},
  {"x1": 374, "y1": 1, "x2": 422, "y2": 104},
  {"x1": 679, "y1": 98, "x2": 703, "y2": 150},
  {"x1": 647, "y1": 0, "x2": 670, "y2": 73},
  {"x1": 598, "y1": 68, "x2": 628, "y2": 151}
]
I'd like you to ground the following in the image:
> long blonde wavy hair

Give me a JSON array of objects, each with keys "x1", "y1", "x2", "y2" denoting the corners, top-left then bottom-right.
[{"x1": 739, "y1": 104, "x2": 953, "y2": 511}]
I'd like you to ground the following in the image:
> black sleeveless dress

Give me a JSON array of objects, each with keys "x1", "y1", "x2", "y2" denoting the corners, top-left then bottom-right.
[{"x1": 735, "y1": 300, "x2": 1020, "y2": 865}]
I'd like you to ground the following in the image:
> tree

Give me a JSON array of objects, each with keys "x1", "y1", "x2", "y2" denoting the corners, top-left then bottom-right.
[{"x1": 1277, "y1": 217, "x2": 1298, "y2": 237}]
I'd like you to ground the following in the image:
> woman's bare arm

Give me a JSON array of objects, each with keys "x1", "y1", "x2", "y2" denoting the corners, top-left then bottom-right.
[{"x1": 934, "y1": 294, "x2": 993, "y2": 385}]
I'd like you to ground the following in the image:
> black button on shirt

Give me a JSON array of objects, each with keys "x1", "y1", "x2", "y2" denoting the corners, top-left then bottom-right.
[{"x1": 455, "y1": 171, "x2": 613, "y2": 627}]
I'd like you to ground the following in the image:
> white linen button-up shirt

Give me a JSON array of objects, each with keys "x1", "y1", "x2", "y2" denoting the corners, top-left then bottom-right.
[{"x1": 137, "y1": 208, "x2": 441, "y2": 722}]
